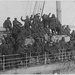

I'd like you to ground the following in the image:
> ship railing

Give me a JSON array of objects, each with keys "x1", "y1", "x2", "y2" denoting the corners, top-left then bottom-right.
[{"x1": 0, "y1": 49, "x2": 74, "y2": 72}]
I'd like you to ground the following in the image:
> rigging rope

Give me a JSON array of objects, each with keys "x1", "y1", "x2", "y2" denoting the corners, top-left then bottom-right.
[
  {"x1": 41, "y1": 1, "x2": 45, "y2": 17},
  {"x1": 32, "y1": 1, "x2": 45, "y2": 16}
]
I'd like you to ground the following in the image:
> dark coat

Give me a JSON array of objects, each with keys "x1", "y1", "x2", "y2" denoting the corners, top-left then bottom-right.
[{"x1": 3, "y1": 19, "x2": 12, "y2": 28}]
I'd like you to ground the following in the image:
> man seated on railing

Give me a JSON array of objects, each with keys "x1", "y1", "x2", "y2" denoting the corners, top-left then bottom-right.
[{"x1": 3, "y1": 17, "x2": 12, "y2": 32}]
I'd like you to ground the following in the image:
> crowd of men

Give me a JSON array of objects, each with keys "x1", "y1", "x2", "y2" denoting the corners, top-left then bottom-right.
[
  {"x1": 0, "y1": 13, "x2": 74, "y2": 56},
  {"x1": 3, "y1": 13, "x2": 62, "y2": 34}
]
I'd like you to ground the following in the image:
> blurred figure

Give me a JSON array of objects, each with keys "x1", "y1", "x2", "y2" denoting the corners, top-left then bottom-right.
[
  {"x1": 64, "y1": 25, "x2": 71, "y2": 36},
  {"x1": 42, "y1": 13, "x2": 51, "y2": 28},
  {"x1": 13, "y1": 18, "x2": 22, "y2": 27},
  {"x1": 50, "y1": 14, "x2": 61, "y2": 35},
  {"x1": 32, "y1": 14, "x2": 41, "y2": 29},
  {"x1": 59, "y1": 37, "x2": 66, "y2": 49},
  {"x1": 21, "y1": 16, "x2": 31, "y2": 30},
  {"x1": 3, "y1": 17, "x2": 12, "y2": 32},
  {"x1": 71, "y1": 30, "x2": 75, "y2": 40},
  {"x1": 12, "y1": 18, "x2": 22, "y2": 40}
]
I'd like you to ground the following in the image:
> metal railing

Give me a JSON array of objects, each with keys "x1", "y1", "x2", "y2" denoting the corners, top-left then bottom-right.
[{"x1": 0, "y1": 49, "x2": 74, "y2": 72}]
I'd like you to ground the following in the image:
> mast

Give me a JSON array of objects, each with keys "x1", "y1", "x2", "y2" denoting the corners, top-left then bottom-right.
[
  {"x1": 41, "y1": 1, "x2": 45, "y2": 17},
  {"x1": 56, "y1": 1, "x2": 62, "y2": 23}
]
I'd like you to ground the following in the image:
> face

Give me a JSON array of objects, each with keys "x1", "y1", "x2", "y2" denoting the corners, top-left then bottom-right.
[
  {"x1": 15, "y1": 18, "x2": 17, "y2": 20},
  {"x1": 7, "y1": 18, "x2": 10, "y2": 20},
  {"x1": 52, "y1": 14, "x2": 55, "y2": 17},
  {"x1": 26, "y1": 16, "x2": 28, "y2": 19}
]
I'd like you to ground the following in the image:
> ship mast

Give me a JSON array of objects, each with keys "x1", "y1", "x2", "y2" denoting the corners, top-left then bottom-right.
[
  {"x1": 56, "y1": 1, "x2": 61, "y2": 23},
  {"x1": 41, "y1": 1, "x2": 45, "y2": 17}
]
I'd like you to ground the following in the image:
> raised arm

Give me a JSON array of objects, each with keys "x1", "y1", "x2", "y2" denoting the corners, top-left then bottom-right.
[
  {"x1": 48, "y1": 13, "x2": 51, "y2": 18},
  {"x1": 21, "y1": 16, "x2": 25, "y2": 22}
]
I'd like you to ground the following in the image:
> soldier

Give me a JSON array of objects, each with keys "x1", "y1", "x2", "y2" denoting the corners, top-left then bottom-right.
[
  {"x1": 7, "y1": 43, "x2": 14, "y2": 55},
  {"x1": 30, "y1": 15, "x2": 34, "y2": 22},
  {"x1": 5, "y1": 33, "x2": 15, "y2": 44},
  {"x1": 32, "y1": 14, "x2": 41, "y2": 29},
  {"x1": 50, "y1": 14, "x2": 61, "y2": 35},
  {"x1": 60, "y1": 25, "x2": 65, "y2": 35},
  {"x1": 3, "y1": 17, "x2": 12, "y2": 32},
  {"x1": 21, "y1": 16, "x2": 31, "y2": 30},
  {"x1": 64, "y1": 25, "x2": 71, "y2": 36},
  {"x1": 13, "y1": 18, "x2": 22, "y2": 27},
  {"x1": 30, "y1": 15, "x2": 34, "y2": 28},
  {"x1": 71, "y1": 30, "x2": 75, "y2": 40},
  {"x1": 49, "y1": 14, "x2": 56, "y2": 34},
  {"x1": 55, "y1": 20, "x2": 62, "y2": 35},
  {"x1": 12, "y1": 18, "x2": 22, "y2": 40},
  {"x1": 59, "y1": 37, "x2": 67, "y2": 49},
  {"x1": 0, "y1": 43, "x2": 14, "y2": 55},
  {"x1": 0, "y1": 38, "x2": 8, "y2": 55},
  {"x1": 42, "y1": 13, "x2": 51, "y2": 28}
]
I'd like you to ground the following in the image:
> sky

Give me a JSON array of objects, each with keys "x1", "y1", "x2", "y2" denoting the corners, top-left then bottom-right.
[{"x1": 0, "y1": 0, "x2": 75, "y2": 30}]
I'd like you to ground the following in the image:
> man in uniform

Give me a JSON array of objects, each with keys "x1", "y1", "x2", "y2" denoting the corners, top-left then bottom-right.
[
  {"x1": 64, "y1": 25, "x2": 71, "y2": 36},
  {"x1": 12, "y1": 18, "x2": 22, "y2": 40},
  {"x1": 50, "y1": 14, "x2": 62, "y2": 35},
  {"x1": 32, "y1": 14, "x2": 41, "y2": 29},
  {"x1": 71, "y1": 30, "x2": 75, "y2": 40},
  {"x1": 59, "y1": 37, "x2": 67, "y2": 49},
  {"x1": 3, "y1": 17, "x2": 12, "y2": 32},
  {"x1": 13, "y1": 18, "x2": 22, "y2": 27},
  {"x1": 42, "y1": 13, "x2": 51, "y2": 28},
  {"x1": 21, "y1": 16, "x2": 31, "y2": 30}
]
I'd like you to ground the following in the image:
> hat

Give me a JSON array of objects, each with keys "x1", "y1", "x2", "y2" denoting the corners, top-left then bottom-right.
[
  {"x1": 52, "y1": 14, "x2": 55, "y2": 18},
  {"x1": 26, "y1": 16, "x2": 28, "y2": 18},
  {"x1": 14, "y1": 17, "x2": 17, "y2": 19},
  {"x1": 7, "y1": 17, "x2": 10, "y2": 19}
]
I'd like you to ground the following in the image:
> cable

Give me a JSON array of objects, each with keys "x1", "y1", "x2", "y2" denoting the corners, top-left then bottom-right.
[
  {"x1": 32, "y1": 1, "x2": 45, "y2": 17},
  {"x1": 41, "y1": 1, "x2": 45, "y2": 17}
]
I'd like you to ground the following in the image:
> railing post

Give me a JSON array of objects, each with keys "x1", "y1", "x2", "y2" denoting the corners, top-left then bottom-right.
[
  {"x1": 62, "y1": 49, "x2": 65, "y2": 62},
  {"x1": 3, "y1": 55, "x2": 5, "y2": 71},
  {"x1": 26, "y1": 53, "x2": 27, "y2": 67},
  {"x1": 45, "y1": 52, "x2": 47, "y2": 64},
  {"x1": 30, "y1": 52, "x2": 31, "y2": 64},
  {"x1": 62, "y1": 55, "x2": 63, "y2": 62},
  {"x1": 65, "y1": 49, "x2": 67, "y2": 60},
  {"x1": 37, "y1": 56, "x2": 39, "y2": 65}
]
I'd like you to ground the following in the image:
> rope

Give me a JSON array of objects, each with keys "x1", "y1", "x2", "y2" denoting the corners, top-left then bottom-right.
[
  {"x1": 41, "y1": 1, "x2": 45, "y2": 17},
  {"x1": 32, "y1": 1, "x2": 45, "y2": 17}
]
